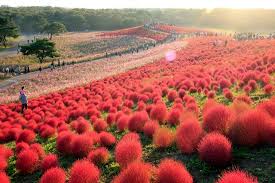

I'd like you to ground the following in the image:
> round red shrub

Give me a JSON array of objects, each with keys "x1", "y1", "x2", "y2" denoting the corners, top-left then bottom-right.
[
  {"x1": 167, "y1": 108, "x2": 182, "y2": 126},
  {"x1": 16, "y1": 149, "x2": 39, "y2": 174},
  {"x1": 0, "y1": 172, "x2": 10, "y2": 183},
  {"x1": 113, "y1": 162, "x2": 153, "y2": 183},
  {"x1": 69, "y1": 160, "x2": 100, "y2": 183},
  {"x1": 15, "y1": 142, "x2": 30, "y2": 154},
  {"x1": 128, "y1": 111, "x2": 149, "y2": 132},
  {"x1": 56, "y1": 131, "x2": 74, "y2": 155},
  {"x1": 150, "y1": 104, "x2": 167, "y2": 124},
  {"x1": 167, "y1": 90, "x2": 178, "y2": 102},
  {"x1": 71, "y1": 134, "x2": 94, "y2": 157},
  {"x1": 116, "y1": 115, "x2": 130, "y2": 132},
  {"x1": 115, "y1": 138, "x2": 142, "y2": 168},
  {"x1": 228, "y1": 109, "x2": 271, "y2": 146},
  {"x1": 0, "y1": 157, "x2": 8, "y2": 171},
  {"x1": 30, "y1": 143, "x2": 45, "y2": 160},
  {"x1": 157, "y1": 158, "x2": 193, "y2": 183},
  {"x1": 99, "y1": 132, "x2": 116, "y2": 147},
  {"x1": 264, "y1": 84, "x2": 273, "y2": 95},
  {"x1": 107, "y1": 113, "x2": 116, "y2": 125},
  {"x1": 16, "y1": 129, "x2": 35, "y2": 144},
  {"x1": 93, "y1": 119, "x2": 108, "y2": 132},
  {"x1": 202, "y1": 105, "x2": 233, "y2": 134},
  {"x1": 198, "y1": 132, "x2": 232, "y2": 166},
  {"x1": 215, "y1": 169, "x2": 258, "y2": 183},
  {"x1": 41, "y1": 154, "x2": 59, "y2": 172},
  {"x1": 74, "y1": 118, "x2": 90, "y2": 134},
  {"x1": 153, "y1": 127, "x2": 174, "y2": 148},
  {"x1": 88, "y1": 147, "x2": 109, "y2": 165},
  {"x1": 143, "y1": 121, "x2": 159, "y2": 137},
  {"x1": 121, "y1": 132, "x2": 140, "y2": 142},
  {"x1": 176, "y1": 118, "x2": 203, "y2": 154},
  {"x1": 40, "y1": 167, "x2": 66, "y2": 183}
]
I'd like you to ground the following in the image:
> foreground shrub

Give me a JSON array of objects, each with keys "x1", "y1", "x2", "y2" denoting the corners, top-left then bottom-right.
[
  {"x1": 128, "y1": 111, "x2": 149, "y2": 132},
  {"x1": 153, "y1": 127, "x2": 174, "y2": 148},
  {"x1": 16, "y1": 129, "x2": 35, "y2": 144},
  {"x1": 202, "y1": 105, "x2": 233, "y2": 134},
  {"x1": 71, "y1": 134, "x2": 94, "y2": 157},
  {"x1": 176, "y1": 118, "x2": 203, "y2": 154},
  {"x1": 150, "y1": 104, "x2": 167, "y2": 124},
  {"x1": 16, "y1": 149, "x2": 39, "y2": 174},
  {"x1": 93, "y1": 119, "x2": 108, "y2": 132},
  {"x1": 156, "y1": 158, "x2": 193, "y2": 183},
  {"x1": 143, "y1": 121, "x2": 159, "y2": 137},
  {"x1": 115, "y1": 138, "x2": 142, "y2": 168},
  {"x1": 88, "y1": 147, "x2": 109, "y2": 165},
  {"x1": 99, "y1": 132, "x2": 116, "y2": 147},
  {"x1": 0, "y1": 172, "x2": 10, "y2": 183},
  {"x1": 167, "y1": 108, "x2": 182, "y2": 126},
  {"x1": 198, "y1": 133, "x2": 232, "y2": 166},
  {"x1": 56, "y1": 131, "x2": 74, "y2": 155},
  {"x1": 40, "y1": 167, "x2": 66, "y2": 183},
  {"x1": 228, "y1": 109, "x2": 271, "y2": 146},
  {"x1": 69, "y1": 160, "x2": 100, "y2": 183},
  {"x1": 215, "y1": 169, "x2": 258, "y2": 183},
  {"x1": 112, "y1": 162, "x2": 153, "y2": 183},
  {"x1": 41, "y1": 154, "x2": 59, "y2": 172}
]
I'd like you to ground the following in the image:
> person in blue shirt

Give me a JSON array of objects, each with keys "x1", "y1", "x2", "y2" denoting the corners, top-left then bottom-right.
[{"x1": 19, "y1": 86, "x2": 28, "y2": 113}]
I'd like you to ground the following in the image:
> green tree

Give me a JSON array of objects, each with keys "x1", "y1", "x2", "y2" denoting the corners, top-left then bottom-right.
[
  {"x1": 44, "y1": 22, "x2": 67, "y2": 39},
  {"x1": 0, "y1": 16, "x2": 19, "y2": 48},
  {"x1": 20, "y1": 39, "x2": 59, "y2": 63}
]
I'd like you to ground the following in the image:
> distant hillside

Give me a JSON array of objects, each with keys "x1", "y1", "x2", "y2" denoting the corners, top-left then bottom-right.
[{"x1": 1, "y1": 7, "x2": 275, "y2": 33}]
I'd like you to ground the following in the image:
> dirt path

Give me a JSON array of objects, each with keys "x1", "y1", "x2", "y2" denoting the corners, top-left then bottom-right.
[{"x1": 0, "y1": 40, "x2": 187, "y2": 104}]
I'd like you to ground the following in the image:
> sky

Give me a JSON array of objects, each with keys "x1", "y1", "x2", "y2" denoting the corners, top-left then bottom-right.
[{"x1": 0, "y1": 0, "x2": 275, "y2": 9}]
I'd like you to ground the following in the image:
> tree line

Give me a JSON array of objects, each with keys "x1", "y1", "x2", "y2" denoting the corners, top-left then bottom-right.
[{"x1": 1, "y1": 7, "x2": 275, "y2": 34}]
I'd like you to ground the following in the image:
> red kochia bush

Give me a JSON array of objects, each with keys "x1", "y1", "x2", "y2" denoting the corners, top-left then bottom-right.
[
  {"x1": 0, "y1": 172, "x2": 10, "y2": 183},
  {"x1": 143, "y1": 121, "x2": 159, "y2": 137},
  {"x1": 116, "y1": 115, "x2": 130, "y2": 132},
  {"x1": 16, "y1": 129, "x2": 35, "y2": 144},
  {"x1": 41, "y1": 154, "x2": 59, "y2": 172},
  {"x1": 128, "y1": 111, "x2": 149, "y2": 132},
  {"x1": 121, "y1": 132, "x2": 140, "y2": 142},
  {"x1": 198, "y1": 133, "x2": 232, "y2": 166},
  {"x1": 30, "y1": 143, "x2": 45, "y2": 160},
  {"x1": 99, "y1": 132, "x2": 116, "y2": 147},
  {"x1": 150, "y1": 104, "x2": 167, "y2": 124},
  {"x1": 228, "y1": 109, "x2": 271, "y2": 146},
  {"x1": 203, "y1": 105, "x2": 233, "y2": 134},
  {"x1": 115, "y1": 138, "x2": 142, "y2": 168},
  {"x1": 112, "y1": 162, "x2": 153, "y2": 183},
  {"x1": 264, "y1": 84, "x2": 273, "y2": 95},
  {"x1": 69, "y1": 160, "x2": 100, "y2": 183},
  {"x1": 156, "y1": 158, "x2": 193, "y2": 183},
  {"x1": 215, "y1": 169, "x2": 258, "y2": 183},
  {"x1": 176, "y1": 118, "x2": 203, "y2": 154},
  {"x1": 153, "y1": 127, "x2": 174, "y2": 148},
  {"x1": 15, "y1": 142, "x2": 30, "y2": 154},
  {"x1": 56, "y1": 131, "x2": 74, "y2": 155},
  {"x1": 40, "y1": 167, "x2": 66, "y2": 183},
  {"x1": 16, "y1": 149, "x2": 39, "y2": 174},
  {"x1": 167, "y1": 108, "x2": 182, "y2": 126},
  {"x1": 71, "y1": 134, "x2": 94, "y2": 157},
  {"x1": 88, "y1": 147, "x2": 109, "y2": 165},
  {"x1": 167, "y1": 90, "x2": 178, "y2": 102},
  {"x1": 93, "y1": 119, "x2": 108, "y2": 132}
]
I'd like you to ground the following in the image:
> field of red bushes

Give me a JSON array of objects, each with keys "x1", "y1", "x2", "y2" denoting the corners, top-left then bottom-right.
[
  {"x1": 101, "y1": 26, "x2": 169, "y2": 41},
  {"x1": 0, "y1": 26, "x2": 274, "y2": 183}
]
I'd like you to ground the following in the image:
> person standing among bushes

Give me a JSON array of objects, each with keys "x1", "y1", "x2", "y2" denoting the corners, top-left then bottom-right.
[{"x1": 19, "y1": 86, "x2": 28, "y2": 113}]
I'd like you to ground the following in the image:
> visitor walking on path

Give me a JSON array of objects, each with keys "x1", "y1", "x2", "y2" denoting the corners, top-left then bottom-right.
[{"x1": 19, "y1": 86, "x2": 28, "y2": 113}]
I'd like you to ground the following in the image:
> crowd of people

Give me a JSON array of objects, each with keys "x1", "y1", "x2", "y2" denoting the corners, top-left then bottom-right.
[{"x1": 233, "y1": 32, "x2": 275, "y2": 41}]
